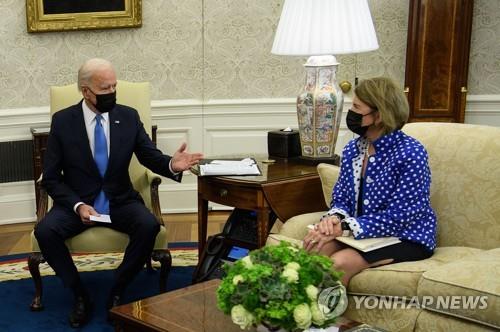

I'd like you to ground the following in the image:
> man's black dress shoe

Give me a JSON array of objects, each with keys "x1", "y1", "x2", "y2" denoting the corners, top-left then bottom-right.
[{"x1": 69, "y1": 295, "x2": 92, "y2": 328}]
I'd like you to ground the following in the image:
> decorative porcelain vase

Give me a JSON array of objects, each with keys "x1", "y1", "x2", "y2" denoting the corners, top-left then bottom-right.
[{"x1": 296, "y1": 55, "x2": 344, "y2": 159}]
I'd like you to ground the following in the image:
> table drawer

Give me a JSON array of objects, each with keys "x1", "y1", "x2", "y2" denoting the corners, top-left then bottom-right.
[{"x1": 199, "y1": 179, "x2": 260, "y2": 210}]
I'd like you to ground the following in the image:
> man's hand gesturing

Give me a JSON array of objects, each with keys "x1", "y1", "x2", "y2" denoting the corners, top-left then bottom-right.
[{"x1": 171, "y1": 142, "x2": 204, "y2": 172}]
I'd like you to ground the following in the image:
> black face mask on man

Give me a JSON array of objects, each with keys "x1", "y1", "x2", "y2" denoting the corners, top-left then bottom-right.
[
  {"x1": 87, "y1": 88, "x2": 116, "y2": 113},
  {"x1": 346, "y1": 109, "x2": 377, "y2": 136}
]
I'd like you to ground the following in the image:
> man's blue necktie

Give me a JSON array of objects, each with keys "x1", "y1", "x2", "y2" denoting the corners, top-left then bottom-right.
[{"x1": 94, "y1": 114, "x2": 109, "y2": 214}]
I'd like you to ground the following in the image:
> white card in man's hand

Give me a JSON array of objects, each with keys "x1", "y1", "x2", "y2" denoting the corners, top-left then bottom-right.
[{"x1": 89, "y1": 214, "x2": 112, "y2": 223}]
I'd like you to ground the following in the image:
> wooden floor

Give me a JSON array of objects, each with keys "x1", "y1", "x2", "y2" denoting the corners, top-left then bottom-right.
[{"x1": 0, "y1": 212, "x2": 232, "y2": 256}]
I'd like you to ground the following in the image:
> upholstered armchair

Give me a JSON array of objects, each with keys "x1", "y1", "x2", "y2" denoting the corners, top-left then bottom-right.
[
  {"x1": 269, "y1": 123, "x2": 500, "y2": 331},
  {"x1": 29, "y1": 81, "x2": 172, "y2": 311}
]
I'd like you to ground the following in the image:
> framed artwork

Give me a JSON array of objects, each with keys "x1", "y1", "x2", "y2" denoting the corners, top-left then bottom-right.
[{"x1": 26, "y1": 0, "x2": 142, "y2": 33}]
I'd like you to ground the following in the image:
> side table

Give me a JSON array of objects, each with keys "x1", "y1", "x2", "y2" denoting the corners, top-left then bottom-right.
[{"x1": 193, "y1": 158, "x2": 336, "y2": 258}]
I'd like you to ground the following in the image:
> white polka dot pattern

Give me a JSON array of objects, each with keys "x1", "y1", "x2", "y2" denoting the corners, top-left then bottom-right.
[{"x1": 327, "y1": 130, "x2": 437, "y2": 251}]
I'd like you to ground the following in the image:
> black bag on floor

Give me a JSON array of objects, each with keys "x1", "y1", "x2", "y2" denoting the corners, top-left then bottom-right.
[{"x1": 192, "y1": 208, "x2": 276, "y2": 283}]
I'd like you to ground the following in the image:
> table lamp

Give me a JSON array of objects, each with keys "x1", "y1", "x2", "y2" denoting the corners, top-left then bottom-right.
[{"x1": 272, "y1": 0, "x2": 379, "y2": 163}]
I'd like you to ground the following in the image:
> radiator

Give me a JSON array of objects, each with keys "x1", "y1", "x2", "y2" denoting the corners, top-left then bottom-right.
[{"x1": 0, "y1": 140, "x2": 33, "y2": 183}]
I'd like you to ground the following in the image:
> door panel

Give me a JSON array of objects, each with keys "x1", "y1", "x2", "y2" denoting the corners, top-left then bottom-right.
[{"x1": 405, "y1": 0, "x2": 474, "y2": 123}]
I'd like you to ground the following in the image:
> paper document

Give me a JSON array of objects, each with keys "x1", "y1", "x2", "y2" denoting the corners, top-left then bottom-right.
[
  {"x1": 199, "y1": 158, "x2": 261, "y2": 176},
  {"x1": 89, "y1": 214, "x2": 112, "y2": 223},
  {"x1": 334, "y1": 236, "x2": 401, "y2": 252}
]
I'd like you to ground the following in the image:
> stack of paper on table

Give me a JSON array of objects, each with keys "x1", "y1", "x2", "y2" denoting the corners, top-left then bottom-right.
[{"x1": 199, "y1": 158, "x2": 261, "y2": 176}]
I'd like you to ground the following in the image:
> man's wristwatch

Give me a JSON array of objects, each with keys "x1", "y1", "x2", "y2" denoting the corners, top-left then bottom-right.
[{"x1": 340, "y1": 221, "x2": 352, "y2": 237}]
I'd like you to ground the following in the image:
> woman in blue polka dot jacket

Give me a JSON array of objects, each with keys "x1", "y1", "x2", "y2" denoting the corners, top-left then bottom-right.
[{"x1": 303, "y1": 77, "x2": 437, "y2": 286}]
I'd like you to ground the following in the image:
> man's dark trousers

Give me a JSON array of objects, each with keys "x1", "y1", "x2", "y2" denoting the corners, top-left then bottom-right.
[{"x1": 34, "y1": 200, "x2": 160, "y2": 293}]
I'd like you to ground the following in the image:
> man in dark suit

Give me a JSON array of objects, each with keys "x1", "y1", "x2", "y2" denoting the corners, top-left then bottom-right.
[{"x1": 35, "y1": 58, "x2": 203, "y2": 328}]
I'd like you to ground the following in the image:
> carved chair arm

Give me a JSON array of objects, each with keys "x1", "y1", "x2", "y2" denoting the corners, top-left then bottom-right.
[{"x1": 36, "y1": 176, "x2": 48, "y2": 223}]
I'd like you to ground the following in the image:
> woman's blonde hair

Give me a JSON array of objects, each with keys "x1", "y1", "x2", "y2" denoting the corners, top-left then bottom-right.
[{"x1": 354, "y1": 77, "x2": 409, "y2": 135}]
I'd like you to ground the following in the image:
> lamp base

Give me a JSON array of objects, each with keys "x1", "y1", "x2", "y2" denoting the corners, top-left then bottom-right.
[
  {"x1": 296, "y1": 55, "x2": 343, "y2": 163},
  {"x1": 297, "y1": 154, "x2": 340, "y2": 166}
]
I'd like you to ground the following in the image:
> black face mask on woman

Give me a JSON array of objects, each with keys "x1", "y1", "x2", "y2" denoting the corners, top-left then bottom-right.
[
  {"x1": 87, "y1": 88, "x2": 116, "y2": 113},
  {"x1": 346, "y1": 109, "x2": 377, "y2": 136}
]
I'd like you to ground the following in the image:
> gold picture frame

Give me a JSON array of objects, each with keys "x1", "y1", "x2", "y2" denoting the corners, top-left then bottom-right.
[{"x1": 26, "y1": 0, "x2": 142, "y2": 33}]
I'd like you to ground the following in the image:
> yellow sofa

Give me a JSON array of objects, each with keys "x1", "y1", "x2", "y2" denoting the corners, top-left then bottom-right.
[{"x1": 268, "y1": 122, "x2": 500, "y2": 331}]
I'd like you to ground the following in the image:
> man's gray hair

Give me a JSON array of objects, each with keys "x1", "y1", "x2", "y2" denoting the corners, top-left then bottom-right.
[{"x1": 77, "y1": 58, "x2": 114, "y2": 91}]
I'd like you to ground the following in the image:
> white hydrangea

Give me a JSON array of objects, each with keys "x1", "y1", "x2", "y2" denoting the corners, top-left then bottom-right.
[
  {"x1": 231, "y1": 305, "x2": 255, "y2": 330},
  {"x1": 293, "y1": 303, "x2": 312, "y2": 330},
  {"x1": 285, "y1": 262, "x2": 300, "y2": 271},
  {"x1": 241, "y1": 256, "x2": 253, "y2": 268},
  {"x1": 232, "y1": 275, "x2": 244, "y2": 285},
  {"x1": 281, "y1": 268, "x2": 299, "y2": 283},
  {"x1": 305, "y1": 285, "x2": 319, "y2": 301},
  {"x1": 309, "y1": 301, "x2": 325, "y2": 325}
]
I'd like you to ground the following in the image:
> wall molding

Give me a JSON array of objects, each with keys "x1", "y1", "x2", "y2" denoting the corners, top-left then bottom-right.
[
  {"x1": 466, "y1": 95, "x2": 500, "y2": 113},
  {"x1": 1, "y1": 95, "x2": 499, "y2": 224},
  {"x1": 0, "y1": 106, "x2": 50, "y2": 142},
  {"x1": 151, "y1": 98, "x2": 298, "y2": 119},
  {"x1": 464, "y1": 94, "x2": 500, "y2": 124}
]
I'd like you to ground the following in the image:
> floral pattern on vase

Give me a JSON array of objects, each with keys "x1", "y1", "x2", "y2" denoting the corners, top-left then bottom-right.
[{"x1": 297, "y1": 63, "x2": 343, "y2": 158}]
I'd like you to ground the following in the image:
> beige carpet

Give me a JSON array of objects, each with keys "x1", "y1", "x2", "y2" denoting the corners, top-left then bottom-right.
[{"x1": 0, "y1": 248, "x2": 198, "y2": 282}]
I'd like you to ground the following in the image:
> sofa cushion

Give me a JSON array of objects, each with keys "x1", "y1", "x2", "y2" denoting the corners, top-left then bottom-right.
[
  {"x1": 348, "y1": 247, "x2": 483, "y2": 298},
  {"x1": 277, "y1": 211, "x2": 326, "y2": 240},
  {"x1": 266, "y1": 233, "x2": 303, "y2": 247},
  {"x1": 415, "y1": 310, "x2": 495, "y2": 332},
  {"x1": 345, "y1": 297, "x2": 420, "y2": 332},
  {"x1": 317, "y1": 163, "x2": 340, "y2": 207},
  {"x1": 402, "y1": 123, "x2": 500, "y2": 250},
  {"x1": 418, "y1": 248, "x2": 500, "y2": 329}
]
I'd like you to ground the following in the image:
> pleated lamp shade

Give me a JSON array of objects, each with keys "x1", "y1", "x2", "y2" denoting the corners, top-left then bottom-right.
[{"x1": 271, "y1": 0, "x2": 379, "y2": 56}]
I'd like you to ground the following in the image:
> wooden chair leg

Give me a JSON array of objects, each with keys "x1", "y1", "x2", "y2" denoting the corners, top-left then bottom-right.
[
  {"x1": 28, "y1": 252, "x2": 45, "y2": 311},
  {"x1": 151, "y1": 249, "x2": 172, "y2": 293}
]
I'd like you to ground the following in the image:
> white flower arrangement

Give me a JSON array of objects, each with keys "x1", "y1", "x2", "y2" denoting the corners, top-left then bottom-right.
[{"x1": 217, "y1": 242, "x2": 346, "y2": 331}]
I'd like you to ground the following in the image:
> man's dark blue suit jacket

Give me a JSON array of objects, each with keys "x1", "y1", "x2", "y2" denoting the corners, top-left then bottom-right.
[{"x1": 42, "y1": 101, "x2": 181, "y2": 211}]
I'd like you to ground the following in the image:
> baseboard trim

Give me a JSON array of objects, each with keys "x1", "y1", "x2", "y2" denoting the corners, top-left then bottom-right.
[
  {"x1": 0, "y1": 181, "x2": 36, "y2": 225},
  {"x1": 0, "y1": 217, "x2": 37, "y2": 225}
]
